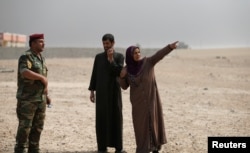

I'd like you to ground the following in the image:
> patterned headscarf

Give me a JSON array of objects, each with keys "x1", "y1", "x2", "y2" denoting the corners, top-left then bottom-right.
[{"x1": 126, "y1": 46, "x2": 144, "y2": 76}]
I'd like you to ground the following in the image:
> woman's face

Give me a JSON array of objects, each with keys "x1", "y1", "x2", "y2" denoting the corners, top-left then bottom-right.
[{"x1": 133, "y1": 48, "x2": 141, "y2": 61}]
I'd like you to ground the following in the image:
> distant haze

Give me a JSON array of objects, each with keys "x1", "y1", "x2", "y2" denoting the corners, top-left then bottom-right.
[{"x1": 0, "y1": 0, "x2": 250, "y2": 49}]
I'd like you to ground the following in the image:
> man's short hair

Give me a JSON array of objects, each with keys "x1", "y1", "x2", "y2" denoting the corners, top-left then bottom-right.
[{"x1": 102, "y1": 33, "x2": 114, "y2": 43}]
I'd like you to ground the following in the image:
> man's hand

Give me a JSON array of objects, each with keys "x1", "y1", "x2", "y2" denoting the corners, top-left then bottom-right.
[
  {"x1": 107, "y1": 48, "x2": 114, "y2": 62},
  {"x1": 40, "y1": 76, "x2": 48, "y2": 87},
  {"x1": 47, "y1": 95, "x2": 52, "y2": 107},
  {"x1": 90, "y1": 91, "x2": 95, "y2": 103}
]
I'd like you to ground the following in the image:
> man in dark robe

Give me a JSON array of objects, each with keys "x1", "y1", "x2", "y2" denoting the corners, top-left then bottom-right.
[{"x1": 88, "y1": 33, "x2": 125, "y2": 153}]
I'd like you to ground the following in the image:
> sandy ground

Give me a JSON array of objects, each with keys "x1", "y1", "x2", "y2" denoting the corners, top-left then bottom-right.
[{"x1": 0, "y1": 48, "x2": 250, "y2": 153}]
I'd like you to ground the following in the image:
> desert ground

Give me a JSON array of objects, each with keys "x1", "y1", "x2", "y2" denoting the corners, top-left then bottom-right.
[{"x1": 0, "y1": 48, "x2": 249, "y2": 153}]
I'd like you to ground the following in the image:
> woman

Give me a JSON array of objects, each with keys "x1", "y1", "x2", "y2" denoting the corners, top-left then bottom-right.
[{"x1": 119, "y1": 41, "x2": 178, "y2": 153}]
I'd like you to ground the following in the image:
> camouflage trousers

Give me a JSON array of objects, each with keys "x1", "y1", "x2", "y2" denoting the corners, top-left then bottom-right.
[{"x1": 15, "y1": 100, "x2": 46, "y2": 153}]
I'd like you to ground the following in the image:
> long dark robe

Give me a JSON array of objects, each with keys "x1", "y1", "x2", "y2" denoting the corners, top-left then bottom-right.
[
  {"x1": 88, "y1": 51, "x2": 124, "y2": 150},
  {"x1": 119, "y1": 46, "x2": 172, "y2": 153}
]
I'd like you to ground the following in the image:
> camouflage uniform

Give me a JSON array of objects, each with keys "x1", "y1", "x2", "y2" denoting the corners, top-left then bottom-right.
[{"x1": 15, "y1": 49, "x2": 48, "y2": 153}]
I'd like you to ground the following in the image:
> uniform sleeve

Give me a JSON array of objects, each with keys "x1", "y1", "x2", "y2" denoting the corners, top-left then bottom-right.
[
  {"x1": 148, "y1": 45, "x2": 173, "y2": 66},
  {"x1": 18, "y1": 55, "x2": 30, "y2": 74},
  {"x1": 88, "y1": 56, "x2": 97, "y2": 91},
  {"x1": 110, "y1": 53, "x2": 124, "y2": 77}
]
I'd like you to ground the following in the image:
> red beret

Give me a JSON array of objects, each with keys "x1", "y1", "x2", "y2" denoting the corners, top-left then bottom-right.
[{"x1": 29, "y1": 33, "x2": 44, "y2": 42}]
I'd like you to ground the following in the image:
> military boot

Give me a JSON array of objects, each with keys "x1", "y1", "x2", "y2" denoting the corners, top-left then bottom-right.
[
  {"x1": 28, "y1": 148, "x2": 40, "y2": 153},
  {"x1": 14, "y1": 145, "x2": 27, "y2": 153}
]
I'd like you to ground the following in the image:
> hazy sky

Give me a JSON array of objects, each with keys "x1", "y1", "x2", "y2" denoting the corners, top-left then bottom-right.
[{"x1": 0, "y1": 0, "x2": 250, "y2": 48}]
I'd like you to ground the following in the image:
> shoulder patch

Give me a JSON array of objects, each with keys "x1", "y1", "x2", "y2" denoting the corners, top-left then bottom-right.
[{"x1": 27, "y1": 60, "x2": 32, "y2": 69}]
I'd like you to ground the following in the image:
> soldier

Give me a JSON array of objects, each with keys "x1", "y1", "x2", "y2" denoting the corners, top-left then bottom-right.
[{"x1": 14, "y1": 33, "x2": 51, "y2": 153}]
